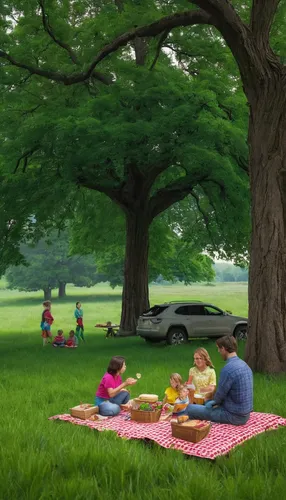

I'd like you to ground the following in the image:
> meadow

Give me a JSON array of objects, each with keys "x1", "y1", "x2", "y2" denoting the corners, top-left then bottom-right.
[{"x1": 1, "y1": 282, "x2": 286, "y2": 500}]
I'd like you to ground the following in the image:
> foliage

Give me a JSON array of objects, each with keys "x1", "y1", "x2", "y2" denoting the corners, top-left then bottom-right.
[
  {"x1": 70, "y1": 191, "x2": 216, "y2": 286},
  {"x1": 0, "y1": 1, "x2": 250, "y2": 275},
  {"x1": 6, "y1": 231, "x2": 99, "y2": 294}
]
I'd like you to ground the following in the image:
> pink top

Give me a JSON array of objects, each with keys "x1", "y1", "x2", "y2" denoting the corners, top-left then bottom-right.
[{"x1": 96, "y1": 372, "x2": 122, "y2": 399}]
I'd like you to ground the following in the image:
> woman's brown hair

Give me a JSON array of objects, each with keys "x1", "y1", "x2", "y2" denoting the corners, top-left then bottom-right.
[
  {"x1": 107, "y1": 356, "x2": 126, "y2": 375},
  {"x1": 194, "y1": 348, "x2": 215, "y2": 369}
]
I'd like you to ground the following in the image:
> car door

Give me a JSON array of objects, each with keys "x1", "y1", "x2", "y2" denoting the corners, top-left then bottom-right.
[
  {"x1": 173, "y1": 305, "x2": 191, "y2": 335},
  {"x1": 203, "y1": 305, "x2": 231, "y2": 336},
  {"x1": 185, "y1": 305, "x2": 207, "y2": 337}
]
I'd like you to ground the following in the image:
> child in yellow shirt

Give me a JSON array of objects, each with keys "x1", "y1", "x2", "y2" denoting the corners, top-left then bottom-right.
[{"x1": 163, "y1": 373, "x2": 183, "y2": 404}]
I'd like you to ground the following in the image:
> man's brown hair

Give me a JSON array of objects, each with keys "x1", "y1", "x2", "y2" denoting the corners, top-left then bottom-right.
[{"x1": 216, "y1": 335, "x2": 237, "y2": 353}]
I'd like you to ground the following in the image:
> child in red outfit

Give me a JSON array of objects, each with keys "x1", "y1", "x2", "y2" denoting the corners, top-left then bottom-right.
[
  {"x1": 66, "y1": 330, "x2": 77, "y2": 348},
  {"x1": 40, "y1": 301, "x2": 54, "y2": 346},
  {"x1": 52, "y1": 329, "x2": 66, "y2": 347}
]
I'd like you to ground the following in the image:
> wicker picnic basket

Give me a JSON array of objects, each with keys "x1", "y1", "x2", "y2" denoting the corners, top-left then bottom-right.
[
  {"x1": 131, "y1": 408, "x2": 162, "y2": 423},
  {"x1": 70, "y1": 404, "x2": 99, "y2": 420},
  {"x1": 171, "y1": 420, "x2": 211, "y2": 443}
]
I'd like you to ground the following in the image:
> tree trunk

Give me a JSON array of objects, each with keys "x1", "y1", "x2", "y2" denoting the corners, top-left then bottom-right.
[
  {"x1": 245, "y1": 84, "x2": 286, "y2": 373},
  {"x1": 58, "y1": 282, "x2": 66, "y2": 298},
  {"x1": 119, "y1": 211, "x2": 150, "y2": 335},
  {"x1": 43, "y1": 288, "x2": 52, "y2": 300}
]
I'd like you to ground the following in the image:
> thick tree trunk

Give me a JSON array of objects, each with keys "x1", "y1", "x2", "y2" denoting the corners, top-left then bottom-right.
[
  {"x1": 245, "y1": 84, "x2": 286, "y2": 373},
  {"x1": 119, "y1": 211, "x2": 150, "y2": 335},
  {"x1": 58, "y1": 282, "x2": 66, "y2": 298},
  {"x1": 43, "y1": 288, "x2": 52, "y2": 300}
]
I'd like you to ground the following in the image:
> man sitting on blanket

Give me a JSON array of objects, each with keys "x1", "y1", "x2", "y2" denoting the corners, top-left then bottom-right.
[{"x1": 186, "y1": 335, "x2": 253, "y2": 426}]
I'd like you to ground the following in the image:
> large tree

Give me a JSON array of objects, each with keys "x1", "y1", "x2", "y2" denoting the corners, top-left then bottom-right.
[{"x1": 0, "y1": 1, "x2": 249, "y2": 336}]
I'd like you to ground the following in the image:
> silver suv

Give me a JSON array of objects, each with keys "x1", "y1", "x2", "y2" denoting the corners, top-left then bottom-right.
[{"x1": 136, "y1": 301, "x2": 248, "y2": 345}]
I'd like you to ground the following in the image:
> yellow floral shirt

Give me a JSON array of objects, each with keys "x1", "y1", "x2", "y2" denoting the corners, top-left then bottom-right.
[
  {"x1": 188, "y1": 366, "x2": 216, "y2": 391},
  {"x1": 164, "y1": 386, "x2": 179, "y2": 404}
]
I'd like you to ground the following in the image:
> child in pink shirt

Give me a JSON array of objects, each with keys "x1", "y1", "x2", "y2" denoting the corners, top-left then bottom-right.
[{"x1": 95, "y1": 356, "x2": 137, "y2": 416}]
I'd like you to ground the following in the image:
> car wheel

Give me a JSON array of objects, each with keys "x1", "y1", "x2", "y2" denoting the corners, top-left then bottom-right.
[
  {"x1": 144, "y1": 338, "x2": 161, "y2": 343},
  {"x1": 234, "y1": 325, "x2": 248, "y2": 340},
  {"x1": 167, "y1": 328, "x2": 188, "y2": 345}
]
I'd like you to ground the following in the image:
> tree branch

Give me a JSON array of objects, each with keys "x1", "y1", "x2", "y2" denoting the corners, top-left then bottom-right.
[
  {"x1": 76, "y1": 169, "x2": 124, "y2": 205},
  {"x1": 14, "y1": 148, "x2": 39, "y2": 174},
  {"x1": 0, "y1": 10, "x2": 210, "y2": 86},
  {"x1": 149, "y1": 172, "x2": 208, "y2": 219},
  {"x1": 149, "y1": 29, "x2": 170, "y2": 70},
  {"x1": 190, "y1": 189, "x2": 209, "y2": 226},
  {"x1": 189, "y1": 0, "x2": 267, "y2": 84},
  {"x1": 39, "y1": 0, "x2": 79, "y2": 65},
  {"x1": 190, "y1": 189, "x2": 218, "y2": 246}
]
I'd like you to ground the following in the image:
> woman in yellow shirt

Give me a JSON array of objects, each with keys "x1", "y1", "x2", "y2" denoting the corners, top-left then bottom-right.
[{"x1": 188, "y1": 348, "x2": 216, "y2": 393}]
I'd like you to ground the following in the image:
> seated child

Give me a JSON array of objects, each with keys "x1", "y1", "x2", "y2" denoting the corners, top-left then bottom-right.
[
  {"x1": 163, "y1": 373, "x2": 182, "y2": 405},
  {"x1": 173, "y1": 385, "x2": 189, "y2": 417},
  {"x1": 105, "y1": 321, "x2": 118, "y2": 338},
  {"x1": 65, "y1": 330, "x2": 77, "y2": 348},
  {"x1": 52, "y1": 329, "x2": 66, "y2": 347}
]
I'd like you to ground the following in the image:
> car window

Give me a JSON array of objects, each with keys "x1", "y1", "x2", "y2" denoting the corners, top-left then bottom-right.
[
  {"x1": 188, "y1": 305, "x2": 206, "y2": 315},
  {"x1": 142, "y1": 305, "x2": 168, "y2": 317},
  {"x1": 175, "y1": 306, "x2": 190, "y2": 315},
  {"x1": 204, "y1": 306, "x2": 223, "y2": 316},
  {"x1": 175, "y1": 305, "x2": 206, "y2": 315}
]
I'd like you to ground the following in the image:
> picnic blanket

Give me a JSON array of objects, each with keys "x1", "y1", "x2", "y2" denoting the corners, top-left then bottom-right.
[{"x1": 49, "y1": 412, "x2": 286, "y2": 460}]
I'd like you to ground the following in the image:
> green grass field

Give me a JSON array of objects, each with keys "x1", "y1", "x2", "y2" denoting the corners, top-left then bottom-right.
[{"x1": 1, "y1": 282, "x2": 286, "y2": 500}]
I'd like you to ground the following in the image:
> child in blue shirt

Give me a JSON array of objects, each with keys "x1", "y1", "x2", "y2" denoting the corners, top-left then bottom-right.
[{"x1": 74, "y1": 301, "x2": 85, "y2": 343}]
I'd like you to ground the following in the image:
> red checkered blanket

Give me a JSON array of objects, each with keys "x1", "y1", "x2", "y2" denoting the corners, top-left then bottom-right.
[{"x1": 49, "y1": 412, "x2": 286, "y2": 460}]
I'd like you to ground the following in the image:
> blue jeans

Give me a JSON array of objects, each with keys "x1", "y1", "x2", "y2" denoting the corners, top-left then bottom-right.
[
  {"x1": 95, "y1": 391, "x2": 130, "y2": 416},
  {"x1": 186, "y1": 404, "x2": 250, "y2": 426}
]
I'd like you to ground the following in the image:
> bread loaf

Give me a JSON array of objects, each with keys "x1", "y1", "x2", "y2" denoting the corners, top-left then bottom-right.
[
  {"x1": 177, "y1": 415, "x2": 189, "y2": 424},
  {"x1": 138, "y1": 394, "x2": 158, "y2": 403}
]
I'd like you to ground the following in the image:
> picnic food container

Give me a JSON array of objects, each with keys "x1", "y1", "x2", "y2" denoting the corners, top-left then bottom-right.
[
  {"x1": 70, "y1": 404, "x2": 99, "y2": 420},
  {"x1": 171, "y1": 419, "x2": 211, "y2": 443},
  {"x1": 135, "y1": 394, "x2": 159, "y2": 403},
  {"x1": 131, "y1": 407, "x2": 162, "y2": 423},
  {"x1": 187, "y1": 387, "x2": 195, "y2": 403},
  {"x1": 193, "y1": 393, "x2": 205, "y2": 405}
]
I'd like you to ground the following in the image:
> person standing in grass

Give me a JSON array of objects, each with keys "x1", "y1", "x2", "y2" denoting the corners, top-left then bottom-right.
[
  {"x1": 41, "y1": 300, "x2": 54, "y2": 346},
  {"x1": 186, "y1": 336, "x2": 253, "y2": 425},
  {"x1": 95, "y1": 356, "x2": 137, "y2": 416},
  {"x1": 74, "y1": 301, "x2": 85, "y2": 343}
]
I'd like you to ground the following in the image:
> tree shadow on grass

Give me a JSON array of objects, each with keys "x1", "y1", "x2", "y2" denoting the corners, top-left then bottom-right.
[{"x1": 2, "y1": 293, "x2": 123, "y2": 307}]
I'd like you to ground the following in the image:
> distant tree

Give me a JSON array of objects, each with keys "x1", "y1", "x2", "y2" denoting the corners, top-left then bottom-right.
[
  {"x1": 6, "y1": 232, "x2": 99, "y2": 299},
  {"x1": 213, "y1": 261, "x2": 248, "y2": 282}
]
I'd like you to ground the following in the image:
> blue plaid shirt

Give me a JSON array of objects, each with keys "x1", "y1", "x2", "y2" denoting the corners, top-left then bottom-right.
[{"x1": 214, "y1": 356, "x2": 253, "y2": 416}]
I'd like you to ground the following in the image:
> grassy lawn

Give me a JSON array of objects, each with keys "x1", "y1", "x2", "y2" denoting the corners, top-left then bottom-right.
[{"x1": 1, "y1": 282, "x2": 286, "y2": 499}]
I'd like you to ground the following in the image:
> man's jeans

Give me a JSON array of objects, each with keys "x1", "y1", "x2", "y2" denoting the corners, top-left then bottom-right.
[
  {"x1": 95, "y1": 391, "x2": 130, "y2": 416},
  {"x1": 186, "y1": 403, "x2": 250, "y2": 426}
]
